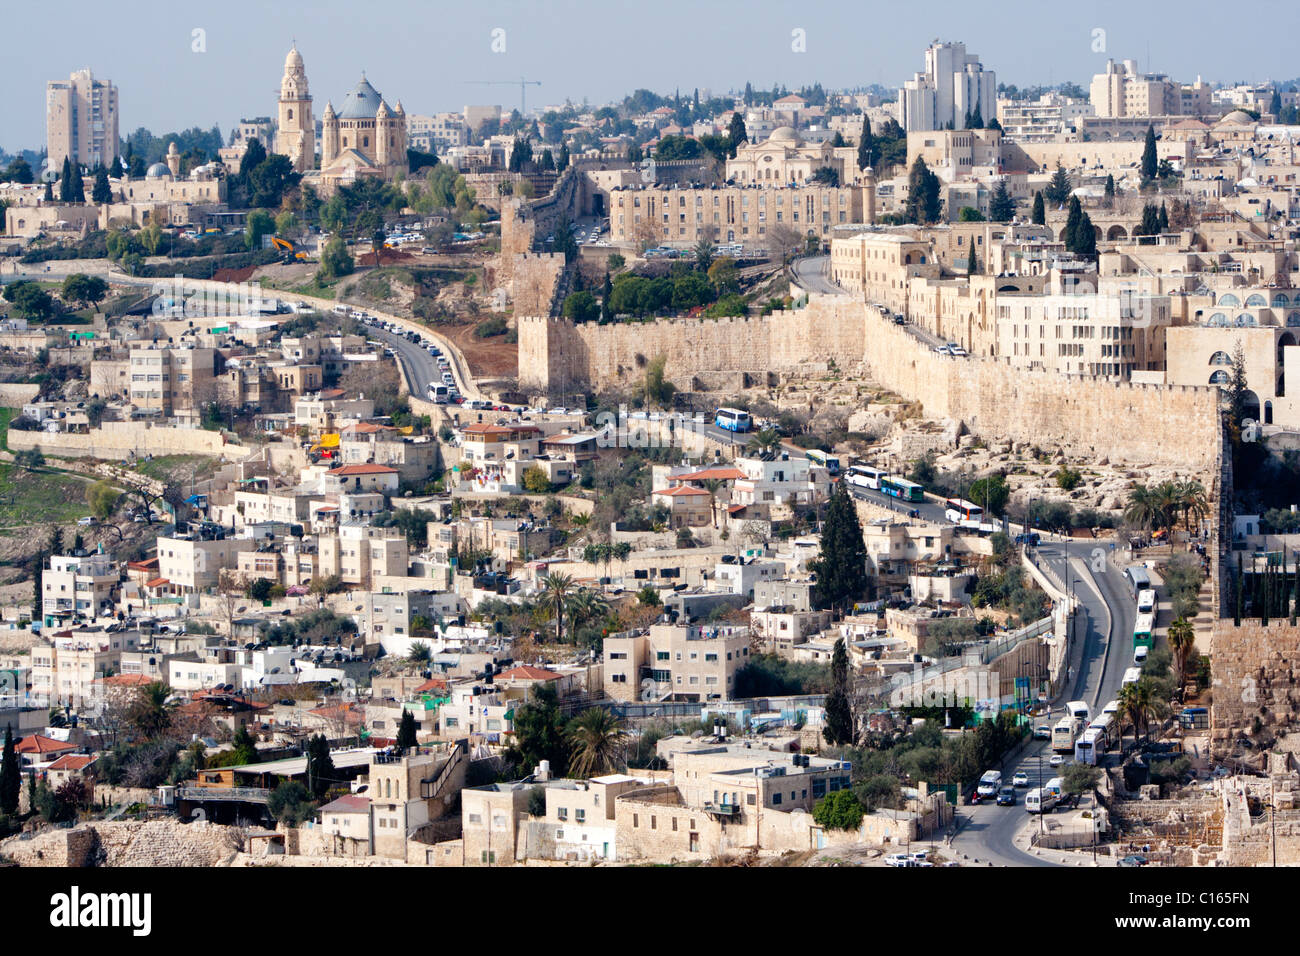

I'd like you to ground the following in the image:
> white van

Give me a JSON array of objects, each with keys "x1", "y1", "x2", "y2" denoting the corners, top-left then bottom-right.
[
  {"x1": 1134, "y1": 645, "x2": 1149, "y2": 664},
  {"x1": 1025, "y1": 787, "x2": 1058, "y2": 814},
  {"x1": 977, "y1": 770, "x2": 1003, "y2": 797},
  {"x1": 1066, "y1": 701, "x2": 1090, "y2": 724}
]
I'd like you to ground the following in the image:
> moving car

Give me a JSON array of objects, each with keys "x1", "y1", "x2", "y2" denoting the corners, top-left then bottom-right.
[
  {"x1": 1012, "y1": 771, "x2": 1030, "y2": 788},
  {"x1": 1033, "y1": 724, "x2": 1051, "y2": 740},
  {"x1": 996, "y1": 786, "x2": 1016, "y2": 806},
  {"x1": 1049, "y1": 753, "x2": 1067, "y2": 768}
]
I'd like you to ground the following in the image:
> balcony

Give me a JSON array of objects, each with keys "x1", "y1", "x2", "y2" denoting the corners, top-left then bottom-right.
[{"x1": 702, "y1": 801, "x2": 742, "y2": 818}]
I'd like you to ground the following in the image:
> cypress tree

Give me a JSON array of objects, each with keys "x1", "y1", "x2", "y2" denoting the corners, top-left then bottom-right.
[
  {"x1": 600, "y1": 272, "x2": 613, "y2": 323},
  {"x1": 967, "y1": 243, "x2": 978, "y2": 276},
  {"x1": 810, "y1": 483, "x2": 867, "y2": 613},
  {"x1": 59, "y1": 156, "x2": 72, "y2": 202},
  {"x1": 1075, "y1": 212, "x2": 1097, "y2": 259},
  {"x1": 92, "y1": 166, "x2": 112, "y2": 204},
  {"x1": 43, "y1": 180, "x2": 53, "y2": 202},
  {"x1": 1031, "y1": 190, "x2": 1045, "y2": 225},
  {"x1": 1158, "y1": 202, "x2": 1169, "y2": 233},
  {"x1": 396, "y1": 710, "x2": 417, "y2": 753},
  {"x1": 1104, "y1": 174, "x2": 1116, "y2": 206},
  {"x1": 70, "y1": 163, "x2": 84, "y2": 203},
  {"x1": 822, "y1": 638, "x2": 854, "y2": 746},
  {"x1": 857, "y1": 115, "x2": 875, "y2": 171},
  {"x1": 0, "y1": 726, "x2": 19, "y2": 816},
  {"x1": 1141, "y1": 124, "x2": 1158, "y2": 181},
  {"x1": 1063, "y1": 195, "x2": 1082, "y2": 251}
]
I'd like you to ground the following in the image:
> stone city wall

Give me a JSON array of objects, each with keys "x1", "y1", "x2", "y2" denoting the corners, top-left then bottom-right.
[
  {"x1": 0, "y1": 819, "x2": 243, "y2": 867},
  {"x1": 7, "y1": 420, "x2": 231, "y2": 460},
  {"x1": 1209, "y1": 619, "x2": 1300, "y2": 757}
]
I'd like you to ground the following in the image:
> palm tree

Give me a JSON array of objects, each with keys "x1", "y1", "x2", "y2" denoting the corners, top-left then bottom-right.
[
  {"x1": 569, "y1": 511, "x2": 591, "y2": 543},
  {"x1": 702, "y1": 478, "x2": 723, "y2": 528},
  {"x1": 130, "y1": 681, "x2": 173, "y2": 739},
  {"x1": 746, "y1": 428, "x2": 781, "y2": 454},
  {"x1": 541, "y1": 572, "x2": 576, "y2": 643},
  {"x1": 565, "y1": 708, "x2": 629, "y2": 778},
  {"x1": 568, "y1": 589, "x2": 610, "y2": 634},
  {"x1": 1123, "y1": 484, "x2": 1161, "y2": 538},
  {"x1": 1167, "y1": 617, "x2": 1196, "y2": 688},
  {"x1": 1175, "y1": 479, "x2": 1209, "y2": 547},
  {"x1": 1151, "y1": 481, "x2": 1180, "y2": 542},
  {"x1": 1118, "y1": 680, "x2": 1147, "y2": 747}
]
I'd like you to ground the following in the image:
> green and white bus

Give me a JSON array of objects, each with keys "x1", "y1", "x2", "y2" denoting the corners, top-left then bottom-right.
[
  {"x1": 880, "y1": 476, "x2": 924, "y2": 502},
  {"x1": 1133, "y1": 611, "x2": 1155, "y2": 651}
]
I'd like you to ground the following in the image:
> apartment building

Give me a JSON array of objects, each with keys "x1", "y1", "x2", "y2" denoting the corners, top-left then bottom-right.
[
  {"x1": 603, "y1": 623, "x2": 752, "y2": 703},
  {"x1": 730, "y1": 452, "x2": 830, "y2": 510},
  {"x1": 996, "y1": 93, "x2": 1094, "y2": 142},
  {"x1": 829, "y1": 229, "x2": 940, "y2": 313},
  {"x1": 608, "y1": 182, "x2": 868, "y2": 248},
  {"x1": 156, "y1": 532, "x2": 256, "y2": 593},
  {"x1": 46, "y1": 68, "x2": 119, "y2": 168},
  {"x1": 407, "y1": 112, "x2": 468, "y2": 152},
  {"x1": 31, "y1": 628, "x2": 143, "y2": 709},
  {"x1": 898, "y1": 41, "x2": 996, "y2": 132},
  {"x1": 41, "y1": 552, "x2": 118, "y2": 626},
  {"x1": 128, "y1": 346, "x2": 217, "y2": 415}
]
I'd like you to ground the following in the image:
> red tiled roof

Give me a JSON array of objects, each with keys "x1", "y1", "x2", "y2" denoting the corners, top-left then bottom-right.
[
  {"x1": 97, "y1": 674, "x2": 153, "y2": 686},
  {"x1": 462, "y1": 422, "x2": 541, "y2": 437},
  {"x1": 47, "y1": 754, "x2": 95, "y2": 772},
  {"x1": 319, "y1": 794, "x2": 370, "y2": 814},
  {"x1": 653, "y1": 485, "x2": 709, "y2": 497},
  {"x1": 145, "y1": 577, "x2": 169, "y2": 589},
  {"x1": 497, "y1": 665, "x2": 562, "y2": 682},
  {"x1": 127, "y1": 558, "x2": 159, "y2": 572},
  {"x1": 674, "y1": 467, "x2": 745, "y2": 482},
  {"x1": 16, "y1": 735, "x2": 77, "y2": 755},
  {"x1": 327, "y1": 464, "x2": 398, "y2": 476},
  {"x1": 415, "y1": 678, "x2": 448, "y2": 694}
]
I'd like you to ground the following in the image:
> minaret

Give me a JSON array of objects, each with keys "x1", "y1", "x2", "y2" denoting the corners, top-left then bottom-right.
[
  {"x1": 165, "y1": 141, "x2": 181, "y2": 178},
  {"x1": 275, "y1": 44, "x2": 315, "y2": 172}
]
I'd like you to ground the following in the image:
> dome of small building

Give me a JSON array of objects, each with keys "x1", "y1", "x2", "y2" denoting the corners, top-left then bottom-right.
[
  {"x1": 338, "y1": 75, "x2": 384, "y2": 120},
  {"x1": 1219, "y1": 109, "x2": 1257, "y2": 126},
  {"x1": 145, "y1": 162, "x2": 171, "y2": 179},
  {"x1": 285, "y1": 45, "x2": 304, "y2": 71},
  {"x1": 768, "y1": 126, "x2": 803, "y2": 145}
]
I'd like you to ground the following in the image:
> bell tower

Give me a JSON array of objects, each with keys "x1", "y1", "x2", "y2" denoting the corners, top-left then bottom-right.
[{"x1": 275, "y1": 43, "x2": 314, "y2": 172}]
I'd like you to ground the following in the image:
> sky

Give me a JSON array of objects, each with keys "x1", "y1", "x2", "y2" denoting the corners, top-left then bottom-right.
[{"x1": 4, "y1": 0, "x2": 1299, "y2": 154}]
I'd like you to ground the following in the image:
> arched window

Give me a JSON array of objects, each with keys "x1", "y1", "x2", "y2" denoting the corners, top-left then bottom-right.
[
  {"x1": 287, "y1": 109, "x2": 293, "y2": 120},
  {"x1": 1289, "y1": 312, "x2": 1300, "y2": 328},
  {"x1": 1208, "y1": 312, "x2": 1228, "y2": 326},
  {"x1": 1209, "y1": 370, "x2": 1231, "y2": 385},
  {"x1": 1273, "y1": 293, "x2": 1291, "y2": 307},
  {"x1": 363, "y1": 136, "x2": 369, "y2": 149},
  {"x1": 1246, "y1": 293, "x2": 1267, "y2": 307},
  {"x1": 1218, "y1": 293, "x2": 1241, "y2": 307},
  {"x1": 1235, "y1": 313, "x2": 1255, "y2": 327},
  {"x1": 1265, "y1": 400, "x2": 1274, "y2": 424},
  {"x1": 1208, "y1": 350, "x2": 1233, "y2": 365}
]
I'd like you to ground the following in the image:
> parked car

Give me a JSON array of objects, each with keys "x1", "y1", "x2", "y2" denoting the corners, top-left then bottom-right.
[
  {"x1": 884, "y1": 853, "x2": 915, "y2": 867},
  {"x1": 1117, "y1": 854, "x2": 1148, "y2": 867}
]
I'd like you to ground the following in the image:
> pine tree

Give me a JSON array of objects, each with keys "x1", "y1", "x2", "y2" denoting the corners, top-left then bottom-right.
[
  {"x1": 1158, "y1": 201, "x2": 1169, "y2": 233},
  {"x1": 70, "y1": 163, "x2": 84, "y2": 203},
  {"x1": 810, "y1": 483, "x2": 867, "y2": 613},
  {"x1": 92, "y1": 167, "x2": 112, "y2": 204},
  {"x1": 1074, "y1": 212, "x2": 1097, "y2": 259},
  {"x1": 396, "y1": 710, "x2": 417, "y2": 753},
  {"x1": 1063, "y1": 195, "x2": 1082, "y2": 251},
  {"x1": 0, "y1": 726, "x2": 19, "y2": 816},
  {"x1": 43, "y1": 180, "x2": 53, "y2": 202},
  {"x1": 727, "y1": 112, "x2": 748, "y2": 158},
  {"x1": 600, "y1": 272, "x2": 613, "y2": 323},
  {"x1": 822, "y1": 638, "x2": 854, "y2": 747},
  {"x1": 1031, "y1": 190, "x2": 1046, "y2": 225},
  {"x1": 989, "y1": 179, "x2": 1015, "y2": 221},
  {"x1": 1045, "y1": 162, "x2": 1071, "y2": 205},
  {"x1": 1104, "y1": 174, "x2": 1116, "y2": 207},
  {"x1": 1141, "y1": 124, "x2": 1158, "y2": 181},
  {"x1": 856, "y1": 115, "x2": 875, "y2": 171}
]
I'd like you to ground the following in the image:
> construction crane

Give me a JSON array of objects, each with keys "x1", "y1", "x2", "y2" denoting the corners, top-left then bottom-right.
[{"x1": 466, "y1": 77, "x2": 542, "y2": 117}]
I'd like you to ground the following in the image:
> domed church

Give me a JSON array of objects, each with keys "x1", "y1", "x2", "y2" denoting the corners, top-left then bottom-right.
[{"x1": 318, "y1": 73, "x2": 408, "y2": 187}]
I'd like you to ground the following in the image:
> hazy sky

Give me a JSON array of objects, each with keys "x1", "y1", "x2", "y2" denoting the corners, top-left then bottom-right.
[{"x1": 4, "y1": 0, "x2": 1299, "y2": 153}]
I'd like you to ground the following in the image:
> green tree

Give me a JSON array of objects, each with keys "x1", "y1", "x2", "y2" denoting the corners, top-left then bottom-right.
[
  {"x1": 246, "y1": 209, "x2": 275, "y2": 252},
  {"x1": 92, "y1": 166, "x2": 112, "y2": 203},
  {"x1": 1031, "y1": 190, "x2": 1046, "y2": 225},
  {"x1": 822, "y1": 638, "x2": 854, "y2": 746},
  {"x1": 1044, "y1": 161, "x2": 1071, "y2": 205},
  {"x1": 857, "y1": 115, "x2": 876, "y2": 170},
  {"x1": 1063, "y1": 195, "x2": 1082, "y2": 251},
  {"x1": 267, "y1": 780, "x2": 315, "y2": 825},
  {"x1": 989, "y1": 179, "x2": 1015, "y2": 221},
  {"x1": 396, "y1": 710, "x2": 418, "y2": 753},
  {"x1": 318, "y1": 235, "x2": 354, "y2": 280},
  {"x1": 542, "y1": 572, "x2": 576, "y2": 643},
  {"x1": 1140, "y1": 124, "x2": 1158, "y2": 181},
  {"x1": 643, "y1": 354, "x2": 676, "y2": 407},
  {"x1": 905, "y1": 156, "x2": 942, "y2": 224},
  {"x1": 522, "y1": 466, "x2": 553, "y2": 494},
  {"x1": 304, "y1": 733, "x2": 335, "y2": 801},
  {"x1": 85, "y1": 480, "x2": 120, "y2": 520},
  {"x1": 128, "y1": 682, "x2": 172, "y2": 739},
  {"x1": 61, "y1": 273, "x2": 108, "y2": 309},
  {"x1": 562, "y1": 290, "x2": 600, "y2": 323},
  {"x1": 59, "y1": 156, "x2": 72, "y2": 202},
  {"x1": 565, "y1": 708, "x2": 629, "y2": 778},
  {"x1": 810, "y1": 484, "x2": 867, "y2": 613},
  {"x1": 507, "y1": 683, "x2": 569, "y2": 775},
  {"x1": 812, "y1": 788, "x2": 864, "y2": 830},
  {"x1": 0, "y1": 727, "x2": 19, "y2": 815},
  {"x1": 727, "y1": 112, "x2": 748, "y2": 157},
  {"x1": 967, "y1": 474, "x2": 1010, "y2": 516},
  {"x1": 1061, "y1": 761, "x2": 1102, "y2": 799}
]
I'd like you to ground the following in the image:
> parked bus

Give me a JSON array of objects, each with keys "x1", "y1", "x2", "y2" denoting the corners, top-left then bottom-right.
[
  {"x1": 1051, "y1": 716, "x2": 1082, "y2": 753},
  {"x1": 1133, "y1": 611, "x2": 1155, "y2": 650},
  {"x1": 1122, "y1": 666, "x2": 1143, "y2": 688},
  {"x1": 845, "y1": 465, "x2": 886, "y2": 491},
  {"x1": 1136, "y1": 588, "x2": 1157, "y2": 614},
  {"x1": 714, "y1": 407, "x2": 753, "y2": 433},
  {"x1": 1088, "y1": 713, "x2": 1114, "y2": 751},
  {"x1": 1066, "y1": 700, "x2": 1090, "y2": 724},
  {"x1": 1075, "y1": 727, "x2": 1105, "y2": 766},
  {"x1": 944, "y1": 498, "x2": 984, "y2": 526},
  {"x1": 805, "y1": 449, "x2": 842, "y2": 476},
  {"x1": 880, "y1": 476, "x2": 924, "y2": 502},
  {"x1": 1125, "y1": 565, "x2": 1152, "y2": 600},
  {"x1": 427, "y1": 383, "x2": 450, "y2": 404}
]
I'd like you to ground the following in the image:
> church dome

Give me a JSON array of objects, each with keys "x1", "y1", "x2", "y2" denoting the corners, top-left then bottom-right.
[
  {"x1": 338, "y1": 75, "x2": 384, "y2": 119},
  {"x1": 1219, "y1": 109, "x2": 1257, "y2": 127},
  {"x1": 768, "y1": 126, "x2": 803, "y2": 146},
  {"x1": 145, "y1": 162, "x2": 171, "y2": 179}
]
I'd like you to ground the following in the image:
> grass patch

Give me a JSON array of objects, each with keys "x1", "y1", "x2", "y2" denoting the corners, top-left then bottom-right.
[
  {"x1": 0, "y1": 463, "x2": 92, "y2": 527},
  {"x1": 0, "y1": 408, "x2": 12, "y2": 452},
  {"x1": 128, "y1": 454, "x2": 218, "y2": 484}
]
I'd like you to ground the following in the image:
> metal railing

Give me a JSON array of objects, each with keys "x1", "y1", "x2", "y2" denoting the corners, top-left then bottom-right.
[{"x1": 176, "y1": 786, "x2": 271, "y2": 804}]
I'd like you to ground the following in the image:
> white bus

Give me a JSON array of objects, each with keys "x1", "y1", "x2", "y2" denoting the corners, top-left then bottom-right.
[
  {"x1": 805, "y1": 449, "x2": 842, "y2": 475},
  {"x1": 1051, "y1": 716, "x2": 1082, "y2": 754},
  {"x1": 714, "y1": 407, "x2": 753, "y2": 433},
  {"x1": 1075, "y1": 727, "x2": 1105, "y2": 766},
  {"x1": 1137, "y1": 588, "x2": 1157, "y2": 614},
  {"x1": 944, "y1": 498, "x2": 984, "y2": 526},
  {"x1": 1066, "y1": 700, "x2": 1090, "y2": 724},
  {"x1": 1122, "y1": 666, "x2": 1143, "y2": 688},
  {"x1": 845, "y1": 465, "x2": 886, "y2": 491},
  {"x1": 427, "y1": 383, "x2": 450, "y2": 404}
]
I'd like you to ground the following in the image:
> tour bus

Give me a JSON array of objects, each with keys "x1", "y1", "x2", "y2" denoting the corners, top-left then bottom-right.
[
  {"x1": 944, "y1": 498, "x2": 984, "y2": 526},
  {"x1": 1125, "y1": 565, "x2": 1152, "y2": 600},
  {"x1": 845, "y1": 465, "x2": 886, "y2": 491},
  {"x1": 1025, "y1": 787, "x2": 1059, "y2": 814},
  {"x1": 1075, "y1": 727, "x2": 1105, "y2": 766},
  {"x1": 1136, "y1": 587, "x2": 1157, "y2": 614},
  {"x1": 714, "y1": 407, "x2": 753, "y2": 433},
  {"x1": 1133, "y1": 611, "x2": 1155, "y2": 651},
  {"x1": 427, "y1": 383, "x2": 450, "y2": 404},
  {"x1": 1051, "y1": 716, "x2": 1082, "y2": 753},
  {"x1": 1088, "y1": 712, "x2": 1114, "y2": 751},
  {"x1": 880, "y1": 476, "x2": 925, "y2": 502},
  {"x1": 1122, "y1": 666, "x2": 1143, "y2": 687},
  {"x1": 1066, "y1": 700, "x2": 1090, "y2": 724},
  {"x1": 1102, "y1": 699, "x2": 1120, "y2": 718},
  {"x1": 805, "y1": 449, "x2": 842, "y2": 476}
]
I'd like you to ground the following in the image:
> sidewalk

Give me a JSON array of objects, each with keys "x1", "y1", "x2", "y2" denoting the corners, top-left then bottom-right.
[{"x1": 1011, "y1": 815, "x2": 1113, "y2": 867}]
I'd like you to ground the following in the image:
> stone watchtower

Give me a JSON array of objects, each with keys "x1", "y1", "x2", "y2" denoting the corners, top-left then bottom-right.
[{"x1": 275, "y1": 44, "x2": 315, "y2": 173}]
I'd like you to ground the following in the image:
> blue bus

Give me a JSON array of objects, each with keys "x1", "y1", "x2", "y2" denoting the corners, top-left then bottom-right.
[
  {"x1": 880, "y1": 476, "x2": 924, "y2": 502},
  {"x1": 714, "y1": 407, "x2": 753, "y2": 433}
]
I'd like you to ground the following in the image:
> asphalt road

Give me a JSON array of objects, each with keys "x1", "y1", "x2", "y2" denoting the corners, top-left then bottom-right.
[
  {"x1": 949, "y1": 539, "x2": 1139, "y2": 866},
  {"x1": 789, "y1": 255, "x2": 845, "y2": 295},
  {"x1": 366, "y1": 323, "x2": 475, "y2": 402}
]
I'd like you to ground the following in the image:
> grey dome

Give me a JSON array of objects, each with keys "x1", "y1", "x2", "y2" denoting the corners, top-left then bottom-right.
[
  {"x1": 145, "y1": 162, "x2": 171, "y2": 178},
  {"x1": 337, "y1": 75, "x2": 390, "y2": 120}
]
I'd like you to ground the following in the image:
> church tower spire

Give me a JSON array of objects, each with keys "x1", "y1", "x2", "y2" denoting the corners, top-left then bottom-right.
[{"x1": 275, "y1": 44, "x2": 315, "y2": 173}]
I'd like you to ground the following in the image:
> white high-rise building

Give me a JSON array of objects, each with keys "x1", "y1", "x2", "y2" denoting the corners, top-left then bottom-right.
[
  {"x1": 898, "y1": 41, "x2": 997, "y2": 133},
  {"x1": 46, "y1": 68, "x2": 119, "y2": 169}
]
